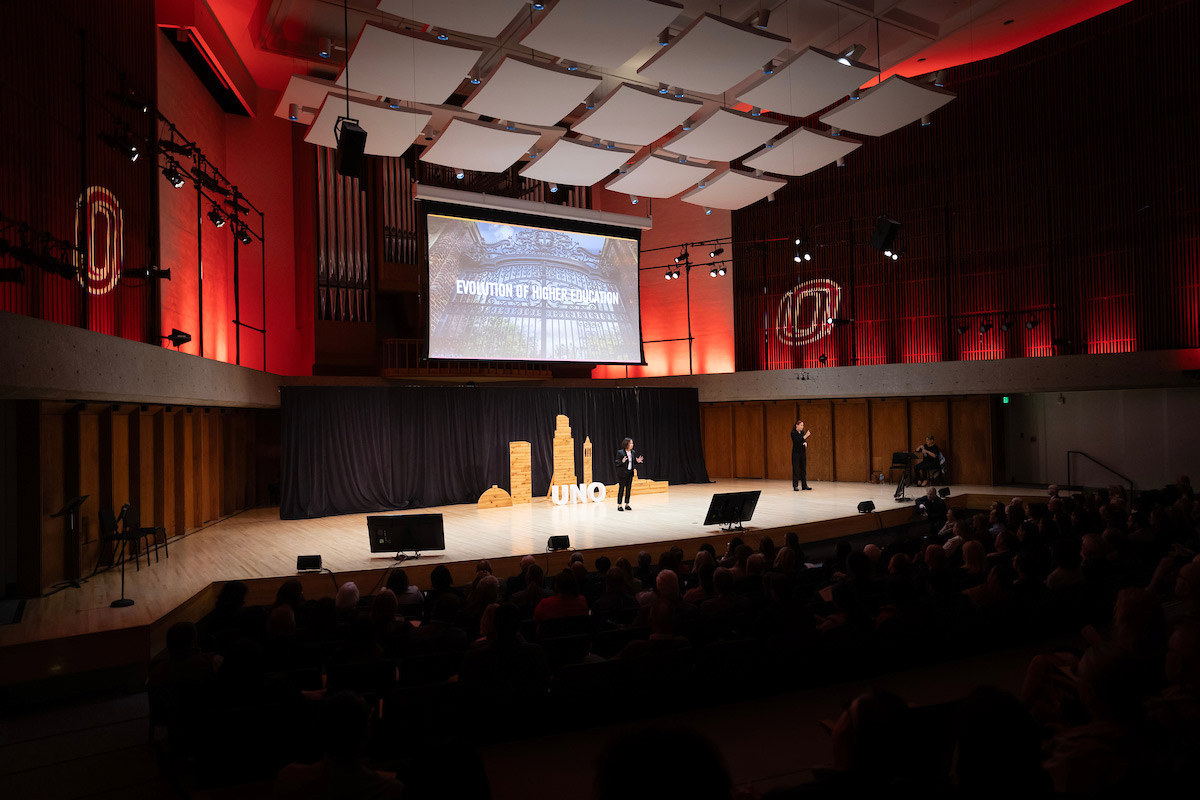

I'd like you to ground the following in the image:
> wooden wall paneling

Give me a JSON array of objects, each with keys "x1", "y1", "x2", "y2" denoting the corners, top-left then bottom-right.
[
  {"x1": 76, "y1": 410, "x2": 100, "y2": 574},
  {"x1": 107, "y1": 409, "x2": 130, "y2": 514},
  {"x1": 868, "y1": 398, "x2": 909, "y2": 479},
  {"x1": 733, "y1": 403, "x2": 766, "y2": 478},
  {"x1": 244, "y1": 411, "x2": 258, "y2": 507},
  {"x1": 701, "y1": 404, "x2": 735, "y2": 479},
  {"x1": 203, "y1": 410, "x2": 221, "y2": 523},
  {"x1": 221, "y1": 413, "x2": 235, "y2": 516},
  {"x1": 13, "y1": 401, "x2": 42, "y2": 596},
  {"x1": 131, "y1": 409, "x2": 156, "y2": 526},
  {"x1": 949, "y1": 396, "x2": 994, "y2": 485},
  {"x1": 833, "y1": 400, "x2": 871, "y2": 482},
  {"x1": 908, "y1": 399, "x2": 951, "y2": 460},
  {"x1": 174, "y1": 411, "x2": 193, "y2": 534},
  {"x1": 155, "y1": 409, "x2": 177, "y2": 537},
  {"x1": 764, "y1": 401, "x2": 798, "y2": 480},
  {"x1": 190, "y1": 411, "x2": 203, "y2": 529},
  {"x1": 38, "y1": 410, "x2": 66, "y2": 589},
  {"x1": 797, "y1": 401, "x2": 834, "y2": 481}
]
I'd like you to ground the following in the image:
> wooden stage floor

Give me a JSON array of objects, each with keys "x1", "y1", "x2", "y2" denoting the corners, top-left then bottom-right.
[{"x1": 1, "y1": 480, "x2": 1017, "y2": 681}]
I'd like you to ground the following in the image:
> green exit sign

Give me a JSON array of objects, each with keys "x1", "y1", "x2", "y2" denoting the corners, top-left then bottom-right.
[{"x1": 1002, "y1": 396, "x2": 1010, "y2": 404}]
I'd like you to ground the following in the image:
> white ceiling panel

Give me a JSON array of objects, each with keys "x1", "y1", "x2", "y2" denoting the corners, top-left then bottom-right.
[
  {"x1": 663, "y1": 107, "x2": 787, "y2": 163},
  {"x1": 572, "y1": 83, "x2": 701, "y2": 146},
  {"x1": 518, "y1": 0, "x2": 684, "y2": 70},
  {"x1": 419, "y1": 117, "x2": 542, "y2": 172},
  {"x1": 742, "y1": 127, "x2": 861, "y2": 177},
  {"x1": 606, "y1": 154, "x2": 716, "y2": 198},
  {"x1": 275, "y1": 74, "x2": 378, "y2": 126},
  {"x1": 335, "y1": 24, "x2": 483, "y2": 105},
  {"x1": 680, "y1": 167, "x2": 786, "y2": 211},
  {"x1": 463, "y1": 56, "x2": 601, "y2": 127},
  {"x1": 519, "y1": 138, "x2": 636, "y2": 187},
  {"x1": 305, "y1": 97, "x2": 431, "y2": 156},
  {"x1": 637, "y1": 14, "x2": 790, "y2": 96},
  {"x1": 376, "y1": 0, "x2": 529, "y2": 39},
  {"x1": 737, "y1": 47, "x2": 879, "y2": 118},
  {"x1": 819, "y1": 75, "x2": 955, "y2": 136}
]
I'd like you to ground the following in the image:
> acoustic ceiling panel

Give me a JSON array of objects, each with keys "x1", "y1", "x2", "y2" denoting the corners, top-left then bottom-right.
[
  {"x1": 419, "y1": 117, "x2": 542, "y2": 172},
  {"x1": 275, "y1": 74, "x2": 378, "y2": 126},
  {"x1": 737, "y1": 47, "x2": 879, "y2": 118},
  {"x1": 742, "y1": 126, "x2": 861, "y2": 177},
  {"x1": 305, "y1": 97, "x2": 431, "y2": 156},
  {"x1": 572, "y1": 83, "x2": 701, "y2": 146},
  {"x1": 605, "y1": 154, "x2": 716, "y2": 198},
  {"x1": 463, "y1": 56, "x2": 602, "y2": 127},
  {"x1": 663, "y1": 107, "x2": 787, "y2": 163},
  {"x1": 819, "y1": 75, "x2": 955, "y2": 136},
  {"x1": 519, "y1": 137, "x2": 636, "y2": 187},
  {"x1": 637, "y1": 14, "x2": 790, "y2": 96},
  {"x1": 335, "y1": 24, "x2": 483, "y2": 106},
  {"x1": 518, "y1": 0, "x2": 684, "y2": 70},
  {"x1": 376, "y1": 0, "x2": 529, "y2": 38},
  {"x1": 680, "y1": 167, "x2": 786, "y2": 210}
]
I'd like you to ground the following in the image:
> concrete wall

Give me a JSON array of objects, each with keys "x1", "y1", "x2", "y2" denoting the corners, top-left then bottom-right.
[{"x1": 998, "y1": 387, "x2": 1200, "y2": 490}]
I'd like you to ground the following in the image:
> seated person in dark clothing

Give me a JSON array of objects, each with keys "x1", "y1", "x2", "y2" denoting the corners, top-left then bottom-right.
[
  {"x1": 458, "y1": 603, "x2": 550, "y2": 706},
  {"x1": 275, "y1": 691, "x2": 403, "y2": 800},
  {"x1": 700, "y1": 567, "x2": 751, "y2": 616},
  {"x1": 509, "y1": 564, "x2": 551, "y2": 614},
  {"x1": 616, "y1": 599, "x2": 690, "y2": 659},
  {"x1": 915, "y1": 487, "x2": 947, "y2": 534},
  {"x1": 149, "y1": 621, "x2": 222, "y2": 688},
  {"x1": 385, "y1": 568, "x2": 424, "y2": 612},
  {"x1": 634, "y1": 569, "x2": 696, "y2": 627},
  {"x1": 592, "y1": 566, "x2": 640, "y2": 619},
  {"x1": 734, "y1": 553, "x2": 766, "y2": 596},
  {"x1": 533, "y1": 570, "x2": 589, "y2": 626},
  {"x1": 407, "y1": 593, "x2": 470, "y2": 656},
  {"x1": 505, "y1": 554, "x2": 537, "y2": 596},
  {"x1": 913, "y1": 435, "x2": 942, "y2": 485}
]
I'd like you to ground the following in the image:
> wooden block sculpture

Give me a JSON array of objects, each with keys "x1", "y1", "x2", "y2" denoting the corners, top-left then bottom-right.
[
  {"x1": 582, "y1": 436, "x2": 593, "y2": 485},
  {"x1": 477, "y1": 485, "x2": 512, "y2": 508},
  {"x1": 509, "y1": 441, "x2": 532, "y2": 505},
  {"x1": 547, "y1": 414, "x2": 578, "y2": 499},
  {"x1": 605, "y1": 469, "x2": 670, "y2": 499}
]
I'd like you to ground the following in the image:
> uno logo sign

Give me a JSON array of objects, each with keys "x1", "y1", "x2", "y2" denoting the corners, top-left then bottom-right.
[
  {"x1": 75, "y1": 186, "x2": 122, "y2": 296},
  {"x1": 550, "y1": 482, "x2": 608, "y2": 505},
  {"x1": 775, "y1": 278, "x2": 842, "y2": 346}
]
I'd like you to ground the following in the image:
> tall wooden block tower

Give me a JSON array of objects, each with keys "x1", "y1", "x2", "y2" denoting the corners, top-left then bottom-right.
[
  {"x1": 547, "y1": 414, "x2": 577, "y2": 498},
  {"x1": 509, "y1": 441, "x2": 532, "y2": 504}
]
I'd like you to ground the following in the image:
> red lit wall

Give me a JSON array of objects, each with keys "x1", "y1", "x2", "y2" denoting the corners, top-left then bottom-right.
[{"x1": 591, "y1": 189, "x2": 734, "y2": 378}]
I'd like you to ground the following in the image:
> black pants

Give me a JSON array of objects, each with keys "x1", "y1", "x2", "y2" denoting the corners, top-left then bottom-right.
[
  {"x1": 915, "y1": 460, "x2": 937, "y2": 481},
  {"x1": 792, "y1": 451, "x2": 808, "y2": 489},
  {"x1": 617, "y1": 472, "x2": 633, "y2": 504}
]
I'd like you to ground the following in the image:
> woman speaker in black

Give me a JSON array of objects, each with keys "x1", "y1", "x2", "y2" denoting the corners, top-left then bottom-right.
[{"x1": 615, "y1": 437, "x2": 644, "y2": 511}]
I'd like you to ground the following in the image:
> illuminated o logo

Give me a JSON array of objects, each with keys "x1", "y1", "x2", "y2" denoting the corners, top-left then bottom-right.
[
  {"x1": 74, "y1": 186, "x2": 122, "y2": 295},
  {"x1": 775, "y1": 278, "x2": 842, "y2": 346}
]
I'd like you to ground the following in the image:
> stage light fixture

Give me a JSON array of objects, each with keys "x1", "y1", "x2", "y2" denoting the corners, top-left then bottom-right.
[
  {"x1": 754, "y1": 9, "x2": 771, "y2": 28},
  {"x1": 422, "y1": 125, "x2": 436, "y2": 141},
  {"x1": 763, "y1": 61, "x2": 775, "y2": 75},
  {"x1": 455, "y1": 166, "x2": 465, "y2": 180},
  {"x1": 672, "y1": 86, "x2": 684, "y2": 99},
  {"x1": 1026, "y1": 317, "x2": 1040, "y2": 330},
  {"x1": 664, "y1": 270, "x2": 672, "y2": 281},
  {"x1": 836, "y1": 156, "x2": 846, "y2": 167},
  {"x1": 630, "y1": 195, "x2": 639, "y2": 205},
  {"x1": 704, "y1": 207, "x2": 712, "y2": 216},
  {"x1": 709, "y1": 247, "x2": 724, "y2": 258},
  {"x1": 585, "y1": 93, "x2": 596, "y2": 110},
  {"x1": 682, "y1": 117, "x2": 695, "y2": 131},
  {"x1": 386, "y1": 97, "x2": 401, "y2": 108},
  {"x1": 606, "y1": 140, "x2": 615, "y2": 149},
  {"x1": 658, "y1": 83, "x2": 669, "y2": 95},
  {"x1": 979, "y1": 322, "x2": 993, "y2": 334},
  {"x1": 750, "y1": 106, "x2": 762, "y2": 116},
  {"x1": 122, "y1": 265, "x2": 171, "y2": 280},
  {"x1": 158, "y1": 139, "x2": 193, "y2": 156},
  {"x1": 718, "y1": 266, "x2": 726, "y2": 276},
  {"x1": 527, "y1": 147, "x2": 540, "y2": 159},
  {"x1": 101, "y1": 130, "x2": 139, "y2": 162},
  {"x1": 818, "y1": 353, "x2": 828, "y2": 364},
  {"x1": 830, "y1": 127, "x2": 841, "y2": 137},
  {"x1": 675, "y1": 247, "x2": 688, "y2": 263},
  {"x1": 236, "y1": 227, "x2": 253, "y2": 245},
  {"x1": 0, "y1": 267, "x2": 25, "y2": 284},
  {"x1": 318, "y1": 37, "x2": 332, "y2": 58},
  {"x1": 288, "y1": 103, "x2": 300, "y2": 121},
  {"x1": 659, "y1": 27, "x2": 671, "y2": 46},
  {"x1": 334, "y1": 116, "x2": 367, "y2": 178},
  {"x1": 162, "y1": 329, "x2": 192, "y2": 348},
  {"x1": 921, "y1": 114, "x2": 931, "y2": 126},
  {"x1": 549, "y1": 182, "x2": 558, "y2": 193},
  {"x1": 710, "y1": 267, "x2": 718, "y2": 277},
  {"x1": 207, "y1": 205, "x2": 226, "y2": 228},
  {"x1": 837, "y1": 44, "x2": 867, "y2": 66},
  {"x1": 162, "y1": 164, "x2": 186, "y2": 188},
  {"x1": 435, "y1": 29, "x2": 449, "y2": 41},
  {"x1": 532, "y1": 2, "x2": 545, "y2": 9},
  {"x1": 1000, "y1": 319, "x2": 1014, "y2": 332}
]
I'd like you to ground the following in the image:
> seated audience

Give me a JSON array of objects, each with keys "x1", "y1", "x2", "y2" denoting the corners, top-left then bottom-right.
[{"x1": 533, "y1": 570, "x2": 588, "y2": 626}]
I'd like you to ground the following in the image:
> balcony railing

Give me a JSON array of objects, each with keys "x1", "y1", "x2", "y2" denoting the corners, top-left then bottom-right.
[{"x1": 380, "y1": 339, "x2": 554, "y2": 379}]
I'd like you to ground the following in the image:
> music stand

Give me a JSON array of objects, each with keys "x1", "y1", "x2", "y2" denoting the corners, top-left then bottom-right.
[
  {"x1": 703, "y1": 491, "x2": 762, "y2": 531},
  {"x1": 50, "y1": 495, "x2": 89, "y2": 590}
]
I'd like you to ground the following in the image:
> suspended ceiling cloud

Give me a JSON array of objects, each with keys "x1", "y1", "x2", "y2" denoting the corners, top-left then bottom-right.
[
  {"x1": 463, "y1": 56, "x2": 602, "y2": 127},
  {"x1": 663, "y1": 107, "x2": 787, "y2": 163},
  {"x1": 519, "y1": 138, "x2": 636, "y2": 187},
  {"x1": 637, "y1": 14, "x2": 790, "y2": 96},
  {"x1": 572, "y1": 83, "x2": 701, "y2": 147},
  {"x1": 419, "y1": 117, "x2": 542, "y2": 173},
  {"x1": 304, "y1": 97, "x2": 431, "y2": 156},
  {"x1": 606, "y1": 154, "x2": 716, "y2": 198},
  {"x1": 518, "y1": 0, "x2": 684, "y2": 70},
  {"x1": 819, "y1": 75, "x2": 955, "y2": 136},
  {"x1": 275, "y1": 74, "x2": 378, "y2": 126},
  {"x1": 680, "y1": 167, "x2": 786, "y2": 210},
  {"x1": 335, "y1": 24, "x2": 483, "y2": 106},
  {"x1": 737, "y1": 47, "x2": 879, "y2": 118},
  {"x1": 376, "y1": 0, "x2": 529, "y2": 39},
  {"x1": 742, "y1": 127, "x2": 862, "y2": 177}
]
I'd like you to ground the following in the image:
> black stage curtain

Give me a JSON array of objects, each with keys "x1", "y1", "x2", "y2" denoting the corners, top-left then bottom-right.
[{"x1": 280, "y1": 386, "x2": 710, "y2": 519}]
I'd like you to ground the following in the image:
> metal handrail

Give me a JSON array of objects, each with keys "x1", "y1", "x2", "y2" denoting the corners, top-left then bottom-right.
[{"x1": 1066, "y1": 450, "x2": 1134, "y2": 495}]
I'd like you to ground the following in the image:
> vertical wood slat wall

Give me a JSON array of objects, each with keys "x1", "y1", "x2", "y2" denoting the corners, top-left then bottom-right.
[
  {"x1": 25, "y1": 403, "x2": 270, "y2": 593},
  {"x1": 700, "y1": 396, "x2": 993, "y2": 487},
  {"x1": 730, "y1": 0, "x2": 1200, "y2": 371}
]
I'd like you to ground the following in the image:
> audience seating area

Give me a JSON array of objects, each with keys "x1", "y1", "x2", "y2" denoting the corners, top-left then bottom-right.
[{"x1": 148, "y1": 479, "x2": 1200, "y2": 797}]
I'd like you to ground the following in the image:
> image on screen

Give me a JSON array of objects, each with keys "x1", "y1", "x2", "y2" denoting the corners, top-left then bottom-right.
[{"x1": 426, "y1": 213, "x2": 642, "y2": 363}]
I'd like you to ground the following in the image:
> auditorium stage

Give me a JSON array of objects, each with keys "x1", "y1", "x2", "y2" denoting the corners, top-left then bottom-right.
[{"x1": 0, "y1": 480, "x2": 1017, "y2": 683}]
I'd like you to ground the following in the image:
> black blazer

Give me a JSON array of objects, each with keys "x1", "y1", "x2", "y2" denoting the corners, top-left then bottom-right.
[{"x1": 615, "y1": 449, "x2": 643, "y2": 476}]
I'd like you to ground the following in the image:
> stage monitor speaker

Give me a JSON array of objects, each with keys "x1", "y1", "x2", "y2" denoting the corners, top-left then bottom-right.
[
  {"x1": 297, "y1": 554, "x2": 323, "y2": 572},
  {"x1": 869, "y1": 215, "x2": 900, "y2": 252},
  {"x1": 547, "y1": 535, "x2": 571, "y2": 552},
  {"x1": 857, "y1": 500, "x2": 876, "y2": 513},
  {"x1": 367, "y1": 514, "x2": 446, "y2": 554},
  {"x1": 938, "y1": 487, "x2": 951, "y2": 498},
  {"x1": 335, "y1": 119, "x2": 368, "y2": 179}
]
